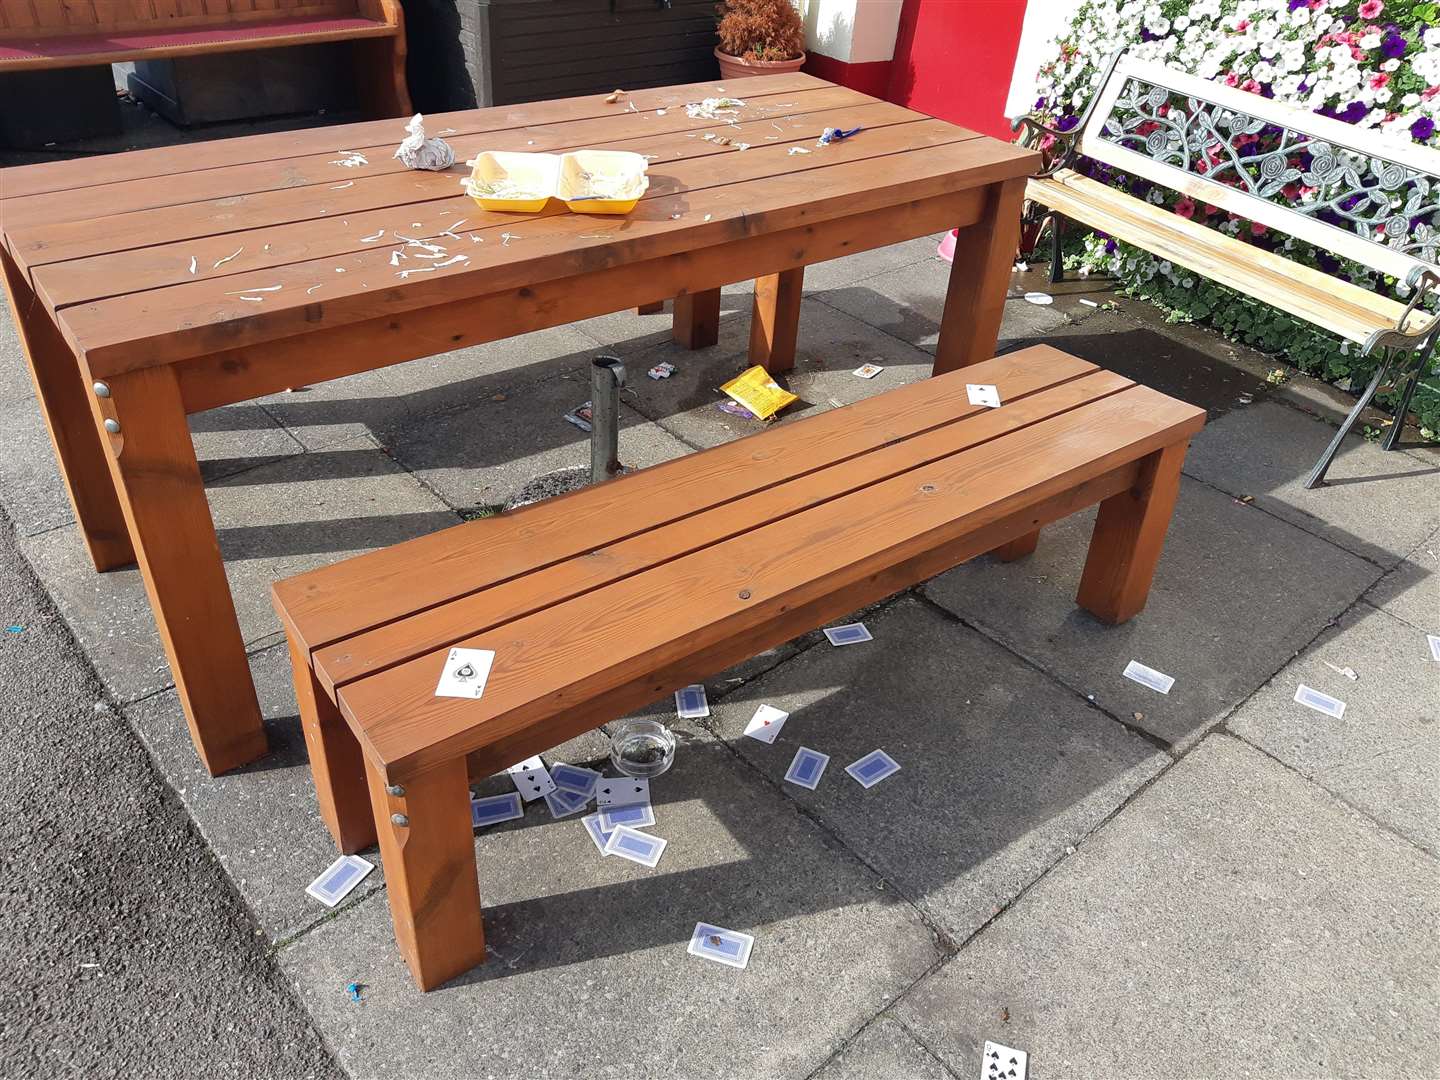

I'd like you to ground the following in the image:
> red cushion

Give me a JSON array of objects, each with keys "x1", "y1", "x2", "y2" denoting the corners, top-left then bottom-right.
[{"x1": 0, "y1": 16, "x2": 387, "y2": 61}]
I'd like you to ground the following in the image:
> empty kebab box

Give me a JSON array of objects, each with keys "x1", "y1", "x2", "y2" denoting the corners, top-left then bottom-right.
[
  {"x1": 464, "y1": 151, "x2": 562, "y2": 213},
  {"x1": 555, "y1": 150, "x2": 650, "y2": 215}
]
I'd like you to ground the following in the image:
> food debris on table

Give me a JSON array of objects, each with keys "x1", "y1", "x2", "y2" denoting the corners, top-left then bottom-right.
[
  {"x1": 604, "y1": 89, "x2": 627, "y2": 104},
  {"x1": 330, "y1": 151, "x2": 368, "y2": 168},
  {"x1": 212, "y1": 247, "x2": 243, "y2": 269},
  {"x1": 306, "y1": 285, "x2": 323, "y2": 295},
  {"x1": 224, "y1": 284, "x2": 281, "y2": 295},
  {"x1": 330, "y1": 181, "x2": 354, "y2": 190},
  {"x1": 788, "y1": 146, "x2": 810, "y2": 155},
  {"x1": 359, "y1": 229, "x2": 386, "y2": 242},
  {"x1": 187, "y1": 256, "x2": 197, "y2": 275},
  {"x1": 501, "y1": 232, "x2": 520, "y2": 246},
  {"x1": 394, "y1": 113, "x2": 455, "y2": 171},
  {"x1": 685, "y1": 97, "x2": 745, "y2": 120},
  {"x1": 389, "y1": 251, "x2": 404, "y2": 266}
]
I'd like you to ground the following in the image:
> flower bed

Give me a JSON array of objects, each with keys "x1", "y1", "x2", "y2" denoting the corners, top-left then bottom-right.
[{"x1": 1033, "y1": 0, "x2": 1440, "y2": 439}]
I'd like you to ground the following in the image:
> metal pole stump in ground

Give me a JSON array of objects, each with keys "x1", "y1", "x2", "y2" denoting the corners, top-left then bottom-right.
[{"x1": 590, "y1": 355, "x2": 626, "y2": 484}]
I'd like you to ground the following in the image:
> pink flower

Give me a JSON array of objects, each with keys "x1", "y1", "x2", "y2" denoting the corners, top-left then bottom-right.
[
  {"x1": 1224, "y1": 72, "x2": 1241, "y2": 86},
  {"x1": 1369, "y1": 72, "x2": 1391, "y2": 89},
  {"x1": 1251, "y1": 222, "x2": 1267, "y2": 237},
  {"x1": 1359, "y1": 0, "x2": 1383, "y2": 18},
  {"x1": 1242, "y1": 78, "x2": 1263, "y2": 93},
  {"x1": 1175, "y1": 197, "x2": 1196, "y2": 219},
  {"x1": 1040, "y1": 134, "x2": 1057, "y2": 151},
  {"x1": 1423, "y1": 85, "x2": 1440, "y2": 101}
]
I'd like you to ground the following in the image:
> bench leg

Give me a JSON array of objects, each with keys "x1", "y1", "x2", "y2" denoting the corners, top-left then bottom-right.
[
  {"x1": 672, "y1": 288, "x2": 721, "y2": 349},
  {"x1": 990, "y1": 528, "x2": 1040, "y2": 562},
  {"x1": 1, "y1": 247, "x2": 134, "y2": 572},
  {"x1": 1048, "y1": 214, "x2": 1066, "y2": 284},
  {"x1": 1076, "y1": 441, "x2": 1187, "y2": 624},
  {"x1": 1381, "y1": 359, "x2": 1424, "y2": 452},
  {"x1": 749, "y1": 267, "x2": 803, "y2": 373},
  {"x1": 288, "y1": 636, "x2": 375, "y2": 854},
  {"x1": 933, "y1": 176, "x2": 1027, "y2": 375},
  {"x1": 636, "y1": 301, "x2": 665, "y2": 315},
  {"x1": 92, "y1": 366, "x2": 268, "y2": 775},
  {"x1": 367, "y1": 757, "x2": 486, "y2": 991},
  {"x1": 1303, "y1": 352, "x2": 1394, "y2": 488}
]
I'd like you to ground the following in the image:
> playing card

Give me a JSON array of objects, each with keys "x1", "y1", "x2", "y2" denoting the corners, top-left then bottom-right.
[
  {"x1": 604, "y1": 825, "x2": 667, "y2": 868},
  {"x1": 550, "y1": 763, "x2": 601, "y2": 798},
  {"x1": 675, "y1": 683, "x2": 710, "y2": 719},
  {"x1": 1123, "y1": 659, "x2": 1175, "y2": 695},
  {"x1": 982, "y1": 1040, "x2": 1028, "y2": 1080},
  {"x1": 687, "y1": 923, "x2": 755, "y2": 969},
  {"x1": 823, "y1": 623, "x2": 872, "y2": 646},
  {"x1": 433, "y1": 647, "x2": 495, "y2": 699},
  {"x1": 966, "y1": 383, "x2": 1002, "y2": 408},
  {"x1": 544, "y1": 787, "x2": 589, "y2": 819},
  {"x1": 1428, "y1": 633, "x2": 1440, "y2": 662},
  {"x1": 581, "y1": 813, "x2": 614, "y2": 856},
  {"x1": 784, "y1": 746, "x2": 829, "y2": 790},
  {"x1": 305, "y1": 854, "x2": 374, "y2": 907},
  {"x1": 506, "y1": 755, "x2": 556, "y2": 801},
  {"x1": 852, "y1": 362, "x2": 883, "y2": 379},
  {"x1": 596, "y1": 777, "x2": 650, "y2": 809},
  {"x1": 598, "y1": 801, "x2": 656, "y2": 832},
  {"x1": 846, "y1": 749, "x2": 900, "y2": 788},
  {"x1": 1294, "y1": 684, "x2": 1346, "y2": 719},
  {"x1": 470, "y1": 792, "x2": 523, "y2": 828},
  {"x1": 743, "y1": 704, "x2": 789, "y2": 744}
]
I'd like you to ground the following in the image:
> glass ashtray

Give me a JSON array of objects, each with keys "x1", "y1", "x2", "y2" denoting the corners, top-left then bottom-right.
[{"x1": 610, "y1": 719, "x2": 676, "y2": 778}]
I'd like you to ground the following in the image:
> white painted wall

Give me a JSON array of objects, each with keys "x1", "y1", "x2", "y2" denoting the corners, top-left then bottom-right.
[
  {"x1": 800, "y1": 0, "x2": 903, "y2": 64},
  {"x1": 1005, "y1": 0, "x2": 1084, "y2": 118}
]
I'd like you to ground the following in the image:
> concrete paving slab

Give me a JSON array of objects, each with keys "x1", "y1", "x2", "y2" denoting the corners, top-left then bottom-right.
[
  {"x1": 624, "y1": 298, "x2": 936, "y2": 451},
  {"x1": 190, "y1": 402, "x2": 307, "y2": 482},
  {"x1": 1184, "y1": 400, "x2": 1440, "y2": 568},
  {"x1": 1229, "y1": 602, "x2": 1439, "y2": 854},
  {"x1": 276, "y1": 726, "x2": 941, "y2": 1080},
  {"x1": 705, "y1": 596, "x2": 1168, "y2": 944},
  {"x1": 811, "y1": 1016, "x2": 955, "y2": 1080},
  {"x1": 1363, "y1": 525, "x2": 1440, "y2": 633},
  {"x1": 892, "y1": 736, "x2": 1440, "y2": 1080},
  {"x1": 0, "y1": 390, "x2": 74, "y2": 537},
  {"x1": 922, "y1": 479, "x2": 1381, "y2": 749},
  {"x1": 20, "y1": 435, "x2": 457, "y2": 701},
  {"x1": 384, "y1": 368, "x2": 695, "y2": 509},
  {"x1": 256, "y1": 325, "x2": 600, "y2": 452}
]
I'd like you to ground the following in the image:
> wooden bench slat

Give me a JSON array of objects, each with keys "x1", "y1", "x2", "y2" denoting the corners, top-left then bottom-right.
[
  {"x1": 30, "y1": 101, "x2": 936, "y2": 308},
  {"x1": 311, "y1": 367, "x2": 1137, "y2": 694},
  {"x1": 275, "y1": 346, "x2": 1099, "y2": 651},
  {"x1": 60, "y1": 137, "x2": 1036, "y2": 374},
  {"x1": 333, "y1": 383, "x2": 1204, "y2": 779},
  {"x1": 1028, "y1": 171, "x2": 1430, "y2": 345}
]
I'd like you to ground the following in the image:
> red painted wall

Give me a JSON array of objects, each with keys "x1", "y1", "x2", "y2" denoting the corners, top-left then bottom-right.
[{"x1": 886, "y1": 0, "x2": 1028, "y2": 138}]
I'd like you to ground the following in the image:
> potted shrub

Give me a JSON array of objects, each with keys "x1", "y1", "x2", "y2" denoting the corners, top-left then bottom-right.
[{"x1": 714, "y1": 0, "x2": 806, "y2": 80}]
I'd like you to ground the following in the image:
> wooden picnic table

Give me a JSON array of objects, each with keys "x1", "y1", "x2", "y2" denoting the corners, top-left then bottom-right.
[{"x1": 0, "y1": 72, "x2": 1037, "y2": 776}]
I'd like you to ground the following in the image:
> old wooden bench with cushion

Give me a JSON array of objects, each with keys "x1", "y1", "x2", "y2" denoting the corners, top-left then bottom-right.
[
  {"x1": 1016, "y1": 51, "x2": 1440, "y2": 488},
  {"x1": 272, "y1": 344, "x2": 1205, "y2": 991},
  {"x1": 0, "y1": 0, "x2": 410, "y2": 119}
]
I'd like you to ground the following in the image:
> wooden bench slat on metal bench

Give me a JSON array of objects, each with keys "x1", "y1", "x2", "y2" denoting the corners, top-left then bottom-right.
[
  {"x1": 1027, "y1": 171, "x2": 1422, "y2": 347},
  {"x1": 312, "y1": 367, "x2": 1139, "y2": 695},
  {"x1": 329, "y1": 379, "x2": 1204, "y2": 781},
  {"x1": 274, "y1": 346, "x2": 1100, "y2": 654}
]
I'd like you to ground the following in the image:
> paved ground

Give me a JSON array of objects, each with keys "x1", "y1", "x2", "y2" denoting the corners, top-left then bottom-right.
[{"x1": 3, "y1": 138, "x2": 1438, "y2": 1075}]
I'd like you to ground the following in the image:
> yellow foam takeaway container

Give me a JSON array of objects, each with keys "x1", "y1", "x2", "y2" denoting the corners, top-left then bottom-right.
[
  {"x1": 556, "y1": 150, "x2": 650, "y2": 215},
  {"x1": 464, "y1": 151, "x2": 561, "y2": 213}
]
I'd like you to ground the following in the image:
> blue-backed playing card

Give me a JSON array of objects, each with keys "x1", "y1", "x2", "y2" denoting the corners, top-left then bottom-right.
[
  {"x1": 305, "y1": 854, "x2": 374, "y2": 907},
  {"x1": 550, "y1": 763, "x2": 601, "y2": 798},
  {"x1": 846, "y1": 749, "x2": 900, "y2": 788},
  {"x1": 598, "y1": 801, "x2": 656, "y2": 832},
  {"x1": 470, "y1": 792, "x2": 524, "y2": 829},
  {"x1": 544, "y1": 787, "x2": 589, "y2": 819},
  {"x1": 603, "y1": 825, "x2": 667, "y2": 867},
  {"x1": 687, "y1": 922, "x2": 755, "y2": 969},
  {"x1": 581, "y1": 813, "x2": 614, "y2": 856},
  {"x1": 823, "y1": 623, "x2": 872, "y2": 646},
  {"x1": 674, "y1": 683, "x2": 710, "y2": 719},
  {"x1": 784, "y1": 746, "x2": 829, "y2": 790}
]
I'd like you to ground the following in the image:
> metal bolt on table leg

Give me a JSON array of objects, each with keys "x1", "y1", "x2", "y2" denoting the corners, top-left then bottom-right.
[
  {"x1": 386, "y1": 784, "x2": 405, "y2": 797},
  {"x1": 391, "y1": 813, "x2": 409, "y2": 827},
  {"x1": 93, "y1": 381, "x2": 110, "y2": 398},
  {"x1": 103, "y1": 419, "x2": 120, "y2": 434}
]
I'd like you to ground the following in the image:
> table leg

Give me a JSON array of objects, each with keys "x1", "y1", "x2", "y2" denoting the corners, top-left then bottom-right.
[
  {"x1": 288, "y1": 635, "x2": 375, "y2": 854},
  {"x1": 91, "y1": 365, "x2": 268, "y2": 775},
  {"x1": 636, "y1": 301, "x2": 665, "y2": 315},
  {"x1": 932, "y1": 177, "x2": 1027, "y2": 376},
  {"x1": 1076, "y1": 441, "x2": 1188, "y2": 624},
  {"x1": 990, "y1": 528, "x2": 1040, "y2": 562},
  {"x1": 1, "y1": 247, "x2": 133, "y2": 571},
  {"x1": 367, "y1": 756, "x2": 485, "y2": 991},
  {"x1": 673, "y1": 288, "x2": 721, "y2": 349},
  {"x1": 749, "y1": 267, "x2": 803, "y2": 373}
]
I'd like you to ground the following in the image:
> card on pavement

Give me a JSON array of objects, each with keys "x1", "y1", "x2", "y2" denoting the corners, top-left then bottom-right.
[
  {"x1": 784, "y1": 746, "x2": 829, "y2": 790},
  {"x1": 305, "y1": 854, "x2": 374, "y2": 907},
  {"x1": 1428, "y1": 633, "x2": 1440, "y2": 662},
  {"x1": 1294, "y1": 684, "x2": 1346, "y2": 719},
  {"x1": 604, "y1": 825, "x2": 667, "y2": 868},
  {"x1": 852, "y1": 362, "x2": 883, "y2": 379},
  {"x1": 687, "y1": 923, "x2": 755, "y2": 969},
  {"x1": 598, "y1": 801, "x2": 656, "y2": 832},
  {"x1": 675, "y1": 683, "x2": 710, "y2": 719},
  {"x1": 966, "y1": 383, "x2": 1002, "y2": 408},
  {"x1": 551, "y1": 763, "x2": 601, "y2": 798},
  {"x1": 581, "y1": 813, "x2": 614, "y2": 856},
  {"x1": 544, "y1": 787, "x2": 588, "y2": 819},
  {"x1": 743, "y1": 704, "x2": 789, "y2": 744},
  {"x1": 1122, "y1": 659, "x2": 1175, "y2": 695},
  {"x1": 823, "y1": 623, "x2": 872, "y2": 646},
  {"x1": 506, "y1": 755, "x2": 556, "y2": 801},
  {"x1": 434, "y1": 647, "x2": 495, "y2": 699},
  {"x1": 596, "y1": 777, "x2": 650, "y2": 809},
  {"x1": 470, "y1": 792, "x2": 523, "y2": 829},
  {"x1": 846, "y1": 749, "x2": 900, "y2": 789},
  {"x1": 982, "y1": 1040, "x2": 1028, "y2": 1080}
]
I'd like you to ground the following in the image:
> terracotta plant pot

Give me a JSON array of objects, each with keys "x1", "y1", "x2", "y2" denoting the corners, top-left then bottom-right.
[{"x1": 713, "y1": 46, "x2": 807, "y2": 81}]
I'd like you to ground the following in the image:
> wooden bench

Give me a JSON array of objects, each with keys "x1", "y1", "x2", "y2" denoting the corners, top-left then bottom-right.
[
  {"x1": 1015, "y1": 51, "x2": 1440, "y2": 488},
  {"x1": 0, "y1": 0, "x2": 410, "y2": 119},
  {"x1": 272, "y1": 344, "x2": 1205, "y2": 991}
]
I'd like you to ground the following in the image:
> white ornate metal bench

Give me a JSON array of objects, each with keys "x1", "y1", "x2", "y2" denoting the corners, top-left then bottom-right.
[{"x1": 1015, "y1": 51, "x2": 1439, "y2": 487}]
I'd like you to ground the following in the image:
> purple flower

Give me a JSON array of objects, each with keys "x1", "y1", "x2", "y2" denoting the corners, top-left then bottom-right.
[
  {"x1": 1288, "y1": 0, "x2": 1307, "y2": 9},
  {"x1": 1412, "y1": 116, "x2": 1436, "y2": 141},
  {"x1": 1339, "y1": 100, "x2": 1369, "y2": 124},
  {"x1": 1057, "y1": 114, "x2": 1080, "y2": 132},
  {"x1": 1381, "y1": 31, "x2": 1408, "y2": 60},
  {"x1": 1104, "y1": 239, "x2": 1118, "y2": 254}
]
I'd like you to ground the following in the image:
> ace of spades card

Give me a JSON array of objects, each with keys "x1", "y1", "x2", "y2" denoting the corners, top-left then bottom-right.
[{"x1": 433, "y1": 647, "x2": 495, "y2": 699}]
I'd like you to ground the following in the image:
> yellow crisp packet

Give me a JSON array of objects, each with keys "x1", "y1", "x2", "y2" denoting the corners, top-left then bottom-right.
[{"x1": 719, "y1": 365, "x2": 797, "y2": 421}]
